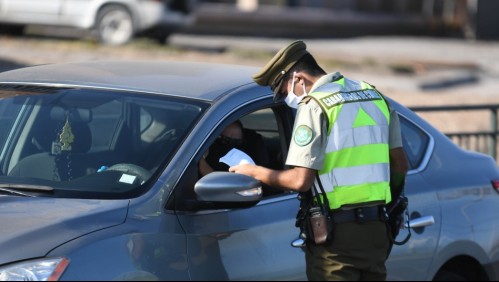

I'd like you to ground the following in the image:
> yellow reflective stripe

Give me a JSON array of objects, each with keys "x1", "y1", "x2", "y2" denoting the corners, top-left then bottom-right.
[
  {"x1": 320, "y1": 143, "x2": 389, "y2": 173},
  {"x1": 320, "y1": 181, "x2": 391, "y2": 210}
]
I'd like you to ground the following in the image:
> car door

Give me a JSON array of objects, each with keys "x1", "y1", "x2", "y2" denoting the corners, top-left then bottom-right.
[
  {"x1": 177, "y1": 195, "x2": 306, "y2": 280},
  {"x1": 1, "y1": 0, "x2": 62, "y2": 24},
  {"x1": 172, "y1": 105, "x2": 308, "y2": 280},
  {"x1": 386, "y1": 115, "x2": 441, "y2": 280}
]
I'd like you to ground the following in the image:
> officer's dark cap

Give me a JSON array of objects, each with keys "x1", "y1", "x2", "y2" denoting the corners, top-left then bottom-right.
[{"x1": 252, "y1": 40, "x2": 309, "y2": 99}]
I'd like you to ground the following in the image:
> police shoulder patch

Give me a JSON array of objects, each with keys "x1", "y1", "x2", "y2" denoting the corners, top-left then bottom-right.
[{"x1": 294, "y1": 125, "x2": 313, "y2": 146}]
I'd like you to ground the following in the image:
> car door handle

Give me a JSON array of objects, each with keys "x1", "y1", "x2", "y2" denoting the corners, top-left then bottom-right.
[
  {"x1": 291, "y1": 215, "x2": 435, "y2": 247},
  {"x1": 405, "y1": 215, "x2": 435, "y2": 228}
]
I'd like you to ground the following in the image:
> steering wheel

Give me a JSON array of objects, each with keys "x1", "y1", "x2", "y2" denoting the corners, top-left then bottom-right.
[{"x1": 108, "y1": 163, "x2": 152, "y2": 184}]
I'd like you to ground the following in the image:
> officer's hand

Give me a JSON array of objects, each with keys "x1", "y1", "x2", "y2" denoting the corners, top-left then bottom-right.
[
  {"x1": 230, "y1": 164, "x2": 275, "y2": 187},
  {"x1": 229, "y1": 164, "x2": 256, "y2": 176}
]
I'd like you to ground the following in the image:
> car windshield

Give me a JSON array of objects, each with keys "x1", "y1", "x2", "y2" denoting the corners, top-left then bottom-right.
[{"x1": 0, "y1": 85, "x2": 207, "y2": 199}]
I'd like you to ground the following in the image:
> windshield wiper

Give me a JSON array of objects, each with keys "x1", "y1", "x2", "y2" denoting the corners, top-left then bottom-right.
[{"x1": 0, "y1": 184, "x2": 54, "y2": 197}]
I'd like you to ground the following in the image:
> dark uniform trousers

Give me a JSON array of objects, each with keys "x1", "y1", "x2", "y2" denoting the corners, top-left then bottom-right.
[{"x1": 305, "y1": 221, "x2": 389, "y2": 281}]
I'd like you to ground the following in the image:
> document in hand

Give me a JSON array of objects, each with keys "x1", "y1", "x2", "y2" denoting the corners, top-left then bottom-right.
[{"x1": 219, "y1": 148, "x2": 256, "y2": 167}]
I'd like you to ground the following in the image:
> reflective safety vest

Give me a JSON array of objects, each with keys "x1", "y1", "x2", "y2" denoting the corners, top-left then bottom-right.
[{"x1": 308, "y1": 75, "x2": 392, "y2": 210}]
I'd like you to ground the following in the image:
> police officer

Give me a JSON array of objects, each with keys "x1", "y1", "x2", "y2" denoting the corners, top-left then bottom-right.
[{"x1": 230, "y1": 40, "x2": 409, "y2": 281}]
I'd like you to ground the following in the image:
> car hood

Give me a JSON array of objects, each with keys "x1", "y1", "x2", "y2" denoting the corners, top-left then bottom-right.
[{"x1": 0, "y1": 196, "x2": 129, "y2": 265}]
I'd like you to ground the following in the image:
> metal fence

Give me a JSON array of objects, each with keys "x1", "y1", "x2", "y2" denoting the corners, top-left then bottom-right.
[{"x1": 410, "y1": 104, "x2": 499, "y2": 163}]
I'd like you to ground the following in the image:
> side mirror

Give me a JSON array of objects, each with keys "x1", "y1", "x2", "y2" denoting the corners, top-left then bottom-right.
[{"x1": 194, "y1": 172, "x2": 262, "y2": 208}]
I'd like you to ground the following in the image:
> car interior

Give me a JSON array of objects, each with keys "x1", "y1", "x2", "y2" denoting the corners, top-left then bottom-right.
[
  {"x1": 8, "y1": 106, "x2": 97, "y2": 181},
  {"x1": 167, "y1": 105, "x2": 294, "y2": 212},
  {"x1": 2, "y1": 89, "x2": 205, "y2": 196},
  {"x1": 0, "y1": 85, "x2": 296, "y2": 204}
]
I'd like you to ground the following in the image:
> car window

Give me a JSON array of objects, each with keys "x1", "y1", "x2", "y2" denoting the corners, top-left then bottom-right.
[
  {"x1": 399, "y1": 115, "x2": 430, "y2": 170},
  {"x1": 89, "y1": 99, "x2": 124, "y2": 152},
  {"x1": 0, "y1": 86, "x2": 208, "y2": 199},
  {"x1": 0, "y1": 99, "x2": 23, "y2": 156},
  {"x1": 169, "y1": 106, "x2": 290, "y2": 211},
  {"x1": 240, "y1": 108, "x2": 284, "y2": 171},
  {"x1": 237, "y1": 108, "x2": 288, "y2": 197}
]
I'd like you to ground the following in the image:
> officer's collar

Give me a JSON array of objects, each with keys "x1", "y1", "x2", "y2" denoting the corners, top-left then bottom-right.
[{"x1": 310, "y1": 72, "x2": 343, "y2": 93}]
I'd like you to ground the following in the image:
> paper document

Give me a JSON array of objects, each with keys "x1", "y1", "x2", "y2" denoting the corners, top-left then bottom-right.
[{"x1": 219, "y1": 148, "x2": 255, "y2": 166}]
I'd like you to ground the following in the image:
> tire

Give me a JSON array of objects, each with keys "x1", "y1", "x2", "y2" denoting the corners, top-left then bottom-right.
[
  {"x1": 0, "y1": 24, "x2": 25, "y2": 36},
  {"x1": 95, "y1": 5, "x2": 134, "y2": 45},
  {"x1": 141, "y1": 27, "x2": 172, "y2": 45},
  {"x1": 433, "y1": 270, "x2": 467, "y2": 281}
]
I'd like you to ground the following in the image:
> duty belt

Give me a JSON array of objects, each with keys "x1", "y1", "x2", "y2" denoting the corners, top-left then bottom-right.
[{"x1": 331, "y1": 205, "x2": 388, "y2": 224}]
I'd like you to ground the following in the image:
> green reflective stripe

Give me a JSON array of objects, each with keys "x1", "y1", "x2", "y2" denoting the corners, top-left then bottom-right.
[
  {"x1": 320, "y1": 143, "x2": 389, "y2": 173},
  {"x1": 361, "y1": 82, "x2": 390, "y2": 123},
  {"x1": 353, "y1": 107, "x2": 377, "y2": 128},
  {"x1": 319, "y1": 181, "x2": 391, "y2": 210},
  {"x1": 308, "y1": 92, "x2": 342, "y2": 134},
  {"x1": 361, "y1": 81, "x2": 373, "y2": 89},
  {"x1": 328, "y1": 104, "x2": 342, "y2": 134},
  {"x1": 373, "y1": 99, "x2": 390, "y2": 123},
  {"x1": 334, "y1": 77, "x2": 345, "y2": 86}
]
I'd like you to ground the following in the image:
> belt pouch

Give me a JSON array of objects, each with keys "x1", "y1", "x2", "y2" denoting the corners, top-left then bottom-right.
[{"x1": 309, "y1": 207, "x2": 330, "y2": 245}]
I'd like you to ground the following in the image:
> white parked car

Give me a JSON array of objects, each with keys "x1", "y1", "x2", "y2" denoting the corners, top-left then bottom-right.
[{"x1": 0, "y1": 0, "x2": 196, "y2": 45}]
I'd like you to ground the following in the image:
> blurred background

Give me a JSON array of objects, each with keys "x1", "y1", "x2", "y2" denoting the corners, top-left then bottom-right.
[
  {"x1": 1, "y1": 0, "x2": 499, "y2": 159},
  {"x1": 191, "y1": 0, "x2": 479, "y2": 39}
]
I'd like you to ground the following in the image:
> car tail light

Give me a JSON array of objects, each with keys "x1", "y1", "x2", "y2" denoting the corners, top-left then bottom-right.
[{"x1": 491, "y1": 180, "x2": 499, "y2": 194}]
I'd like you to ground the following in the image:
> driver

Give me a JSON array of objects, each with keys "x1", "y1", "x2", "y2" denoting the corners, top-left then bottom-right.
[{"x1": 198, "y1": 120, "x2": 269, "y2": 177}]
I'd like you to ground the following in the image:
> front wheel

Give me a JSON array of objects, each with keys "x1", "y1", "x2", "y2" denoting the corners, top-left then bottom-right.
[
  {"x1": 95, "y1": 5, "x2": 134, "y2": 45},
  {"x1": 433, "y1": 270, "x2": 467, "y2": 281},
  {"x1": 0, "y1": 24, "x2": 25, "y2": 36}
]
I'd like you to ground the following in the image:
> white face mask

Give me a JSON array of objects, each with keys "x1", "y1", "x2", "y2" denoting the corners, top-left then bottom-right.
[{"x1": 284, "y1": 72, "x2": 307, "y2": 109}]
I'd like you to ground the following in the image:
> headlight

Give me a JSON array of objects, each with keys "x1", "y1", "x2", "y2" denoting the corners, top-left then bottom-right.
[{"x1": 0, "y1": 257, "x2": 69, "y2": 281}]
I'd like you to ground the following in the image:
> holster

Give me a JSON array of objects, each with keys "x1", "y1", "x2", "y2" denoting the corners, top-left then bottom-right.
[
  {"x1": 386, "y1": 195, "x2": 410, "y2": 245},
  {"x1": 295, "y1": 181, "x2": 334, "y2": 246},
  {"x1": 308, "y1": 206, "x2": 333, "y2": 245},
  {"x1": 295, "y1": 192, "x2": 312, "y2": 243}
]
